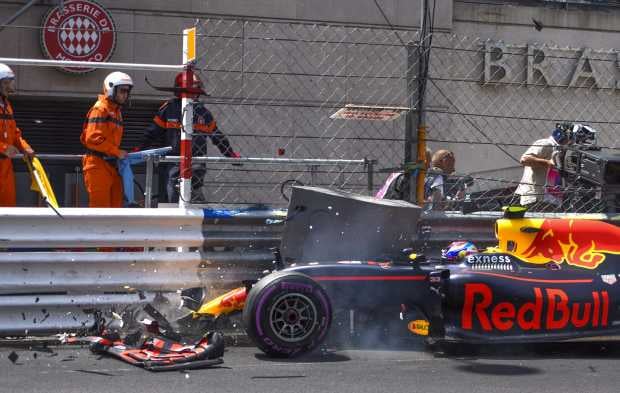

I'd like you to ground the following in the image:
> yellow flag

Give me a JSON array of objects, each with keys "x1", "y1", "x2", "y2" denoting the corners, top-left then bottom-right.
[{"x1": 24, "y1": 156, "x2": 59, "y2": 209}]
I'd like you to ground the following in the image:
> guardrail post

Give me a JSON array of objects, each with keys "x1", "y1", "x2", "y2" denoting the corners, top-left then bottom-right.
[
  {"x1": 145, "y1": 155, "x2": 154, "y2": 208},
  {"x1": 366, "y1": 159, "x2": 374, "y2": 195},
  {"x1": 74, "y1": 165, "x2": 81, "y2": 207},
  {"x1": 310, "y1": 165, "x2": 317, "y2": 186}
]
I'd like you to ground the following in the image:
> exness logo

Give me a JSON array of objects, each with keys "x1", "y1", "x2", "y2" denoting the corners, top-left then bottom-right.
[{"x1": 466, "y1": 255, "x2": 512, "y2": 264}]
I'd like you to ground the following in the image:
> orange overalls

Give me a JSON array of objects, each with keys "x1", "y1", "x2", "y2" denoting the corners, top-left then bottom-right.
[
  {"x1": 80, "y1": 95, "x2": 124, "y2": 208},
  {"x1": 0, "y1": 98, "x2": 32, "y2": 207}
]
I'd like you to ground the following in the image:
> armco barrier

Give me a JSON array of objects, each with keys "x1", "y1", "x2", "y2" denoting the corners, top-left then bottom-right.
[
  {"x1": 0, "y1": 207, "x2": 284, "y2": 335},
  {"x1": 0, "y1": 208, "x2": 204, "y2": 249},
  {"x1": 0, "y1": 293, "x2": 155, "y2": 335}
]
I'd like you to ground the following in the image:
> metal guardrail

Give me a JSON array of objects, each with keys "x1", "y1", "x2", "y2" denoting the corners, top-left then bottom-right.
[
  {"x1": 0, "y1": 293, "x2": 155, "y2": 335},
  {"x1": 0, "y1": 207, "x2": 284, "y2": 335},
  {"x1": 0, "y1": 207, "x2": 204, "y2": 248},
  {"x1": 0, "y1": 251, "x2": 202, "y2": 294}
]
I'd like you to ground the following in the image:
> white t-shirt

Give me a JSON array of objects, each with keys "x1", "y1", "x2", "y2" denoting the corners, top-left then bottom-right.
[
  {"x1": 514, "y1": 137, "x2": 558, "y2": 205},
  {"x1": 429, "y1": 174, "x2": 444, "y2": 197}
]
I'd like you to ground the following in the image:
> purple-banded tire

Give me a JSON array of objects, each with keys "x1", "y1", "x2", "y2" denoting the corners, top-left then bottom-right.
[{"x1": 242, "y1": 271, "x2": 332, "y2": 358}]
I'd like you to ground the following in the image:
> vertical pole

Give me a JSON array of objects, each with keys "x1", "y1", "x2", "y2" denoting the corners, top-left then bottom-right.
[
  {"x1": 145, "y1": 155, "x2": 153, "y2": 208},
  {"x1": 405, "y1": 0, "x2": 429, "y2": 205},
  {"x1": 366, "y1": 159, "x2": 374, "y2": 195},
  {"x1": 179, "y1": 27, "x2": 197, "y2": 209},
  {"x1": 74, "y1": 166, "x2": 81, "y2": 207},
  {"x1": 405, "y1": 42, "x2": 418, "y2": 204},
  {"x1": 310, "y1": 165, "x2": 317, "y2": 186},
  {"x1": 416, "y1": 0, "x2": 429, "y2": 205}
]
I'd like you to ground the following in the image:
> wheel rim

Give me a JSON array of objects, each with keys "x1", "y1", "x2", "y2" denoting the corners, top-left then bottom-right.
[{"x1": 269, "y1": 293, "x2": 318, "y2": 343}]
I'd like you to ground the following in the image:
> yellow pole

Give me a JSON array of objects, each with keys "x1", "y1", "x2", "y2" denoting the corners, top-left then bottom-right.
[{"x1": 415, "y1": 125, "x2": 426, "y2": 204}]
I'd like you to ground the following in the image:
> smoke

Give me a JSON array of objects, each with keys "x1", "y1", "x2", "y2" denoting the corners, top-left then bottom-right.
[{"x1": 324, "y1": 309, "x2": 427, "y2": 352}]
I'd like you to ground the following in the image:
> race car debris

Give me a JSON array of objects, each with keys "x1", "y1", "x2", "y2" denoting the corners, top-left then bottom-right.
[{"x1": 8, "y1": 351, "x2": 19, "y2": 364}]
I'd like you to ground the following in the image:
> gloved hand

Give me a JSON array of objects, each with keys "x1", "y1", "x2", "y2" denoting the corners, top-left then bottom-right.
[
  {"x1": 230, "y1": 151, "x2": 242, "y2": 166},
  {"x1": 23, "y1": 147, "x2": 35, "y2": 158},
  {"x1": 3, "y1": 145, "x2": 20, "y2": 158}
]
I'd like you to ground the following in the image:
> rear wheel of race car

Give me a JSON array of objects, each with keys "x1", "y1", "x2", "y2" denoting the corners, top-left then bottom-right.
[{"x1": 243, "y1": 271, "x2": 332, "y2": 358}]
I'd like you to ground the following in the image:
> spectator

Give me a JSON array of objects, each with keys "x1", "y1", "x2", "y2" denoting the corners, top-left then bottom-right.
[
  {"x1": 424, "y1": 149, "x2": 456, "y2": 210},
  {"x1": 376, "y1": 147, "x2": 432, "y2": 200},
  {"x1": 514, "y1": 126, "x2": 570, "y2": 208},
  {"x1": 0, "y1": 63, "x2": 35, "y2": 207},
  {"x1": 141, "y1": 72, "x2": 239, "y2": 204},
  {"x1": 81, "y1": 72, "x2": 133, "y2": 207}
]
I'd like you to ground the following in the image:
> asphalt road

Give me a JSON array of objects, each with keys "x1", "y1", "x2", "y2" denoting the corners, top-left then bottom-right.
[{"x1": 2, "y1": 340, "x2": 620, "y2": 393}]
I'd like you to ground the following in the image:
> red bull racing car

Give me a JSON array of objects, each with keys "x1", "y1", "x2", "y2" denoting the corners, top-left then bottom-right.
[{"x1": 191, "y1": 207, "x2": 620, "y2": 357}]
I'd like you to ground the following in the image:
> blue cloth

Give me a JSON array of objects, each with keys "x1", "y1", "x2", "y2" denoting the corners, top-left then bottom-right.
[{"x1": 118, "y1": 147, "x2": 172, "y2": 206}]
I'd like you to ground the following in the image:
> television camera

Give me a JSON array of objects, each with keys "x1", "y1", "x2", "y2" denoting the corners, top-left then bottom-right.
[{"x1": 558, "y1": 123, "x2": 620, "y2": 212}]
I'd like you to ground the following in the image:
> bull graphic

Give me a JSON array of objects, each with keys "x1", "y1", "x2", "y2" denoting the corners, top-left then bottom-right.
[{"x1": 520, "y1": 219, "x2": 620, "y2": 269}]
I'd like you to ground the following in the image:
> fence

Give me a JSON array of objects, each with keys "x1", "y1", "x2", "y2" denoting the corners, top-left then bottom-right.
[
  {"x1": 175, "y1": 17, "x2": 620, "y2": 212},
  {"x1": 184, "y1": 18, "x2": 417, "y2": 206},
  {"x1": 421, "y1": 34, "x2": 620, "y2": 213}
]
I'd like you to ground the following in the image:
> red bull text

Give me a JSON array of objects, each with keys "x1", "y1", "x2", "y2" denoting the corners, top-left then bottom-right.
[{"x1": 462, "y1": 283, "x2": 609, "y2": 331}]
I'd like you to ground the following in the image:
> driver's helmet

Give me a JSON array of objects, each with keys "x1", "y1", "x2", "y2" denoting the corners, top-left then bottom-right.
[{"x1": 441, "y1": 241, "x2": 478, "y2": 261}]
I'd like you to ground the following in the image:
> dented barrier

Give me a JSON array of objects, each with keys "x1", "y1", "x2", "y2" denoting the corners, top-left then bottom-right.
[
  {"x1": 0, "y1": 293, "x2": 155, "y2": 335},
  {"x1": 0, "y1": 207, "x2": 282, "y2": 335}
]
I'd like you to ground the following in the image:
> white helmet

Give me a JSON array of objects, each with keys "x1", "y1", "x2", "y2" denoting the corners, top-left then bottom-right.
[
  {"x1": 0, "y1": 63, "x2": 15, "y2": 81},
  {"x1": 103, "y1": 71, "x2": 133, "y2": 98}
]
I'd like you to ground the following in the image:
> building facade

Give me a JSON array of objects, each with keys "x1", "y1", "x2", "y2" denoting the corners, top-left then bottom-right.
[{"x1": 0, "y1": 0, "x2": 618, "y2": 207}]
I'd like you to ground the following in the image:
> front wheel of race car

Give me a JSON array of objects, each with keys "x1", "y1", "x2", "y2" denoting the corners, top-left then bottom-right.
[{"x1": 242, "y1": 271, "x2": 332, "y2": 358}]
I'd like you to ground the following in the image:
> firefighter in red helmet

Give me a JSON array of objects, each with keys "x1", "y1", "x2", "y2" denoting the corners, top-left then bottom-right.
[{"x1": 141, "y1": 72, "x2": 239, "y2": 204}]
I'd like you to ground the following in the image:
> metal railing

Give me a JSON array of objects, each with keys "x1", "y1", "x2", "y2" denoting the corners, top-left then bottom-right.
[
  {"x1": 11, "y1": 154, "x2": 375, "y2": 208},
  {"x1": 152, "y1": 155, "x2": 375, "y2": 208}
]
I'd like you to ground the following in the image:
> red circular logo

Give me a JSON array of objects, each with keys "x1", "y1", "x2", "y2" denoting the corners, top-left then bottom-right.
[{"x1": 40, "y1": 0, "x2": 116, "y2": 73}]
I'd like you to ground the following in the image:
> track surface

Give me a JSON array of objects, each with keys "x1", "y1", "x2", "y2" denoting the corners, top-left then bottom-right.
[{"x1": 2, "y1": 340, "x2": 620, "y2": 393}]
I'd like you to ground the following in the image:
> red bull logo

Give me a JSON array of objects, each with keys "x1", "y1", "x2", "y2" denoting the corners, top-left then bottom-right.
[
  {"x1": 462, "y1": 283, "x2": 609, "y2": 331},
  {"x1": 218, "y1": 287, "x2": 247, "y2": 309},
  {"x1": 498, "y1": 218, "x2": 620, "y2": 269}
]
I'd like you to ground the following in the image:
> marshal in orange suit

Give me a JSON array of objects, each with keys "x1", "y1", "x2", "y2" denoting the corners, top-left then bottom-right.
[
  {"x1": 0, "y1": 63, "x2": 35, "y2": 207},
  {"x1": 80, "y1": 72, "x2": 133, "y2": 207}
]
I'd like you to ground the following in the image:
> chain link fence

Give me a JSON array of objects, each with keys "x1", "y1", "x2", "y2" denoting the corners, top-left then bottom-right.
[
  {"x1": 186, "y1": 18, "x2": 417, "y2": 207},
  {"x1": 185, "y1": 17, "x2": 619, "y2": 212},
  {"x1": 424, "y1": 34, "x2": 620, "y2": 213}
]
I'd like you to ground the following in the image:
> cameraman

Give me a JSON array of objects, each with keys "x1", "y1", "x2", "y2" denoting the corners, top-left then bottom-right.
[{"x1": 514, "y1": 126, "x2": 570, "y2": 208}]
